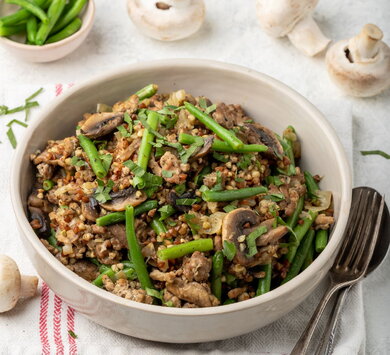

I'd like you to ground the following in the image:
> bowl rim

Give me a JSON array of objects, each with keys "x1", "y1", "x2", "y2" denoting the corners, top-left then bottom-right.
[
  {"x1": 0, "y1": 0, "x2": 95, "y2": 50},
  {"x1": 11, "y1": 59, "x2": 352, "y2": 316}
]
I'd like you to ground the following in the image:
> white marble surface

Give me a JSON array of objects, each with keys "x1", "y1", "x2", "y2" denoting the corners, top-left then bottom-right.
[{"x1": 0, "y1": 0, "x2": 389, "y2": 353}]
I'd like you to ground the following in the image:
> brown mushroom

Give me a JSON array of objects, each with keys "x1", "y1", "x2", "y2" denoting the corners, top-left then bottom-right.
[
  {"x1": 80, "y1": 112, "x2": 125, "y2": 139},
  {"x1": 28, "y1": 206, "x2": 51, "y2": 238},
  {"x1": 191, "y1": 135, "x2": 214, "y2": 160},
  {"x1": 81, "y1": 197, "x2": 100, "y2": 222},
  {"x1": 242, "y1": 123, "x2": 284, "y2": 159},
  {"x1": 100, "y1": 187, "x2": 146, "y2": 212},
  {"x1": 222, "y1": 209, "x2": 288, "y2": 267}
]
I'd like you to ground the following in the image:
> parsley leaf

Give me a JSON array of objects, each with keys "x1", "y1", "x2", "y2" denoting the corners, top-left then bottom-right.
[
  {"x1": 222, "y1": 240, "x2": 236, "y2": 261},
  {"x1": 175, "y1": 198, "x2": 200, "y2": 206},
  {"x1": 174, "y1": 183, "x2": 186, "y2": 195},
  {"x1": 71, "y1": 156, "x2": 88, "y2": 167},
  {"x1": 93, "y1": 179, "x2": 114, "y2": 203},
  {"x1": 213, "y1": 151, "x2": 228, "y2": 163},
  {"x1": 205, "y1": 104, "x2": 217, "y2": 114},
  {"x1": 223, "y1": 204, "x2": 237, "y2": 213},
  {"x1": 237, "y1": 154, "x2": 251, "y2": 170},
  {"x1": 245, "y1": 226, "x2": 268, "y2": 257},
  {"x1": 100, "y1": 153, "x2": 113, "y2": 173},
  {"x1": 158, "y1": 205, "x2": 176, "y2": 221},
  {"x1": 185, "y1": 213, "x2": 201, "y2": 235},
  {"x1": 162, "y1": 170, "x2": 173, "y2": 178},
  {"x1": 145, "y1": 288, "x2": 174, "y2": 307},
  {"x1": 263, "y1": 193, "x2": 285, "y2": 202},
  {"x1": 117, "y1": 125, "x2": 131, "y2": 138},
  {"x1": 211, "y1": 171, "x2": 224, "y2": 192}
]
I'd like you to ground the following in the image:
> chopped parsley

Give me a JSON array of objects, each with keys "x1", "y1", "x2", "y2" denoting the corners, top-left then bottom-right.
[
  {"x1": 175, "y1": 198, "x2": 201, "y2": 206},
  {"x1": 222, "y1": 240, "x2": 236, "y2": 261},
  {"x1": 93, "y1": 179, "x2": 114, "y2": 203},
  {"x1": 174, "y1": 183, "x2": 186, "y2": 195},
  {"x1": 198, "y1": 98, "x2": 217, "y2": 114},
  {"x1": 71, "y1": 156, "x2": 88, "y2": 167},
  {"x1": 223, "y1": 204, "x2": 237, "y2": 213},
  {"x1": 99, "y1": 153, "x2": 113, "y2": 174},
  {"x1": 237, "y1": 154, "x2": 251, "y2": 170},
  {"x1": 162, "y1": 170, "x2": 173, "y2": 178},
  {"x1": 185, "y1": 213, "x2": 201, "y2": 235},
  {"x1": 245, "y1": 225, "x2": 268, "y2": 257},
  {"x1": 211, "y1": 171, "x2": 223, "y2": 191},
  {"x1": 158, "y1": 205, "x2": 176, "y2": 221},
  {"x1": 212, "y1": 151, "x2": 228, "y2": 163},
  {"x1": 145, "y1": 288, "x2": 173, "y2": 307},
  {"x1": 263, "y1": 193, "x2": 285, "y2": 202},
  {"x1": 117, "y1": 125, "x2": 131, "y2": 138}
]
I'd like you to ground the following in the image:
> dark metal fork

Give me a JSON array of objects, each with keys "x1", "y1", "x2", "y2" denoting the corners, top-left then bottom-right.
[{"x1": 290, "y1": 187, "x2": 385, "y2": 355}]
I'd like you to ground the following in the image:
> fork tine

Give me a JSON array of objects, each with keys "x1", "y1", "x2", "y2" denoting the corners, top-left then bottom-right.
[
  {"x1": 334, "y1": 189, "x2": 370, "y2": 267},
  {"x1": 333, "y1": 189, "x2": 364, "y2": 266},
  {"x1": 348, "y1": 191, "x2": 380, "y2": 269},
  {"x1": 353, "y1": 193, "x2": 385, "y2": 272},
  {"x1": 342, "y1": 189, "x2": 376, "y2": 268}
]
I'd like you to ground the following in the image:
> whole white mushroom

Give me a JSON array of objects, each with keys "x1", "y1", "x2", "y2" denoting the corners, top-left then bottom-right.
[
  {"x1": 0, "y1": 255, "x2": 38, "y2": 313},
  {"x1": 256, "y1": 0, "x2": 330, "y2": 56},
  {"x1": 127, "y1": 0, "x2": 205, "y2": 41},
  {"x1": 326, "y1": 24, "x2": 390, "y2": 97}
]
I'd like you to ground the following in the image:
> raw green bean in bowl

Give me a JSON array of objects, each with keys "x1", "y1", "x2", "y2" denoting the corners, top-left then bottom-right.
[
  {"x1": 27, "y1": 83, "x2": 336, "y2": 308},
  {"x1": 0, "y1": 0, "x2": 95, "y2": 62}
]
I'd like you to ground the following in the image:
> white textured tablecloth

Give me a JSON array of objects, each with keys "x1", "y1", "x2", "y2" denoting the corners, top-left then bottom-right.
[{"x1": 0, "y1": 1, "x2": 389, "y2": 354}]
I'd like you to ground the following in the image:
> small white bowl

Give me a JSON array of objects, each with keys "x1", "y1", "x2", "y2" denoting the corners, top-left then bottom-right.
[
  {"x1": 11, "y1": 59, "x2": 352, "y2": 343},
  {"x1": 0, "y1": 0, "x2": 95, "y2": 62}
]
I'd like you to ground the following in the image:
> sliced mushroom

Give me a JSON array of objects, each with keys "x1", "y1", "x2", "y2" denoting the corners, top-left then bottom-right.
[
  {"x1": 81, "y1": 197, "x2": 100, "y2": 222},
  {"x1": 100, "y1": 187, "x2": 147, "y2": 212},
  {"x1": 191, "y1": 136, "x2": 214, "y2": 160},
  {"x1": 243, "y1": 123, "x2": 284, "y2": 159},
  {"x1": 28, "y1": 206, "x2": 51, "y2": 238},
  {"x1": 28, "y1": 189, "x2": 52, "y2": 213},
  {"x1": 107, "y1": 224, "x2": 128, "y2": 249},
  {"x1": 222, "y1": 209, "x2": 287, "y2": 267},
  {"x1": 80, "y1": 112, "x2": 125, "y2": 139}
]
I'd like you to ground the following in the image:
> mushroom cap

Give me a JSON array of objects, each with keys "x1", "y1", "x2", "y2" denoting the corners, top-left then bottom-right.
[
  {"x1": 100, "y1": 187, "x2": 147, "y2": 211},
  {"x1": 127, "y1": 0, "x2": 205, "y2": 41},
  {"x1": 326, "y1": 38, "x2": 390, "y2": 97},
  {"x1": 256, "y1": 0, "x2": 318, "y2": 37},
  {"x1": 0, "y1": 255, "x2": 21, "y2": 313},
  {"x1": 80, "y1": 112, "x2": 125, "y2": 139}
]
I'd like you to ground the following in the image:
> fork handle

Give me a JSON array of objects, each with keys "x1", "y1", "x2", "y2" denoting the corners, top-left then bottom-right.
[
  {"x1": 290, "y1": 282, "x2": 342, "y2": 355},
  {"x1": 315, "y1": 286, "x2": 352, "y2": 355}
]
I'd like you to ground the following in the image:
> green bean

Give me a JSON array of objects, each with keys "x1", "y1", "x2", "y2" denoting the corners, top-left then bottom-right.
[
  {"x1": 256, "y1": 263, "x2": 272, "y2": 296},
  {"x1": 51, "y1": 0, "x2": 86, "y2": 33},
  {"x1": 42, "y1": 179, "x2": 54, "y2": 191},
  {"x1": 133, "y1": 110, "x2": 159, "y2": 186},
  {"x1": 120, "y1": 267, "x2": 137, "y2": 280},
  {"x1": 285, "y1": 196, "x2": 304, "y2": 229},
  {"x1": 150, "y1": 217, "x2": 167, "y2": 236},
  {"x1": 35, "y1": 0, "x2": 66, "y2": 45},
  {"x1": 0, "y1": 24, "x2": 25, "y2": 36},
  {"x1": 157, "y1": 238, "x2": 213, "y2": 260},
  {"x1": 92, "y1": 268, "x2": 115, "y2": 287},
  {"x1": 78, "y1": 134, "x2": 106, "y2": 179},
  {"x1": 26, "y1": 16, "x2": 37, "y2": 43},
  {"x1": 135, "y1": 84, "x2": 158, "y2": 100},
  {"x1": 315, "y1": 229, "x2": 328, "y2": 253},
  {"x1": 184, "y1": 102, "x2": 244, "y2": 149},
  {"x1": 6, "y1": 0, "x2": 48, "y2": 23},
  {"x1": 178, "y1": 133, "x2": 267, "y2": 153},
  {"x1": 302, "y1": 240, "x2": 314, "y2": 270},
  {"x1": 282, "y1": 229, "x2": 315, "y2": 285},
  {"x1": 125, "y1": 206, "x2": 154, "y2": 290},
  {"x1": 211, "y1": 251, "x2": 224, "y2": 301},
  {"x1": 96, "y1": 200, "x2": 158, "y2": 226},
  {"x1": 99, "y1": 264, "x2": 110, "y2": 273},
  {"x1": 304, "y1": 171, "x2": 319, "y2": 199},
  {"x1": 48, "y1": 230, "x2": 61, "y2": 251},
  {"x1": 0, "y1": 0, "x2": 46, "y2": 26},
  {"x1": 285, "y1": 210, "x2": 318, "y2": 262},
  {"x1": 202, "y1": 186, "x2": 267, "y2": 202},
  {"x1": 46, "y1": 17, "x2": 81, "y2": 43}
]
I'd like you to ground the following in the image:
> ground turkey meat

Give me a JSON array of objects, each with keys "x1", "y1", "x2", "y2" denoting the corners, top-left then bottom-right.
[
  {"x1": 159, "y1": 151, "x2": 186, "y2": 184},
  {"x1": 182, "y1": 251, "x2": 211, "y2": 282},
  {"x1": 67, "y1": 260, "x2": 99, "y2": 282}
]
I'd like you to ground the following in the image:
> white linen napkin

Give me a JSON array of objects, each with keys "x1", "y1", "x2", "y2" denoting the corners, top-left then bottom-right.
[{"x1": 0, "y1": 84, "x2": 362, "y2": 355}]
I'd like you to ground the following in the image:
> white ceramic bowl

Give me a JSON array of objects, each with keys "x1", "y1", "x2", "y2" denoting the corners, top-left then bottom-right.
[
  {"x1": 0, "y1": 0, "x2": 95, "y2": 63},
  {"x1": 11, "y1": 59, "x2": 352, "y2": 343}
]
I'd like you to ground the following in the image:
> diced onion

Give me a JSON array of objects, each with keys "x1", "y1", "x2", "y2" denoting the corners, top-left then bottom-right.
[
  {"x1": 200, "y1": 212, "x2": 226, "y2": 235},
  {"x1": 305, "y1": 190, "x2": 332, "y2": 212},
  {"x1": 62, "y1": 243, "x2": 73, "y2": 255}
]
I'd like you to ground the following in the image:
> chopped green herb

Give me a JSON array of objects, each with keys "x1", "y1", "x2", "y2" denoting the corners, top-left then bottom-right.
[
  {"x1": 7, "y1": 119, "x2": 28, "y2": 128},
  {"x1": 100, "y1": 153, "x2": 113, "y2": 174},
  {"x1": 71, "y1": 156, "x2": 88, "y2": 167},
  {"x1": 145, "y1": 288, "x2": 173, "y2": 307},
  {"x1": 162, "y1": 170, "x2": 173, "y2": 178},
  {"x1": 244, "y1": 119, "x2": 253, "y2": 123},
  {"x1": 194, "y1": 166, "x2": 212, "y2": 186},
  {"x1": 124, "y1": 160, "x2": 145, "y2": 177},
  {"x1": 175, "y1": 198, "x2": 200, "y2": 206},
  {"x1": 198, "y1": 98, "x2": 216, "y2": 114},
  {"x1": 6, "y1": 127, "x2": 16, "y2": 148},
  {"x1": 93, "y1": 140, "x2": 107, "y2": 151},
  {"x1": 361, "y1": 150, "x2": 390, "y2": 160},
  {"x1": 212, "y1": 151, "x2": 228, "y2": 163},
  {"x1": 235, "y1": 177, "x2": 245, "y2": 183},
  {"x1": 223, "y1": 240, "x2": 236, "y2": 261},
  {"x1": 263, "y1": 193, "x2": 285, "y2": 202},
  {"x1": 211, "y1": 171, "x2": 223, "y2": 192},
  {"x1": 185, "y1": 213, "x2": 201, "y2": 235},
  {"x1": 158, "y1": 205, "x2": 176, "y2": 221},
  {"x1": 246, "y1": 225, "x2": 268, "y2": 257},
  {"x1": 174, "y1": 183, "x2": 186, "y2": 195},
  {"x1": 223, "y1": 204, "x2": 237, "y2": 213},
  {"x1": 166, "y1": 220, "x2": 177, "y2": 227},
  {"x1": 205, "y1": 104, "x2": 217, "y2": 114},
  {"x1": 68, "y1": 330, "x2": 78, "y2": 339},
  {"x1": 117, "y1": 125, "x2": 131, "y2": 138},
  {"x1": 94, "y1": 179, "x2": 114, "y2": 204},
  {"x1": 237, "y1": 154, "x2": 251, "y2": 170}
]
